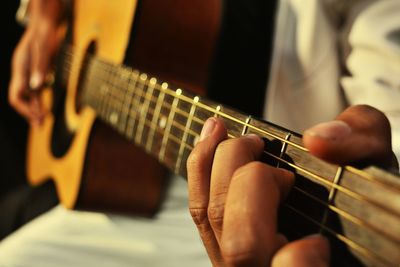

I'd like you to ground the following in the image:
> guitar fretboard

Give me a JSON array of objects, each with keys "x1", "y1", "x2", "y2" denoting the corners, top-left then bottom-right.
[{"x1": 64, "y1": 51, "x2": 400, "y2": 267}]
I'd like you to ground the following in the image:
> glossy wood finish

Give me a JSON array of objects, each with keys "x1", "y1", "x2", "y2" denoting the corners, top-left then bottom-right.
[
  {"x1": 127, "y1": 0, "x2": 221, "y2": 94},
  {"x1": 27, "y1": 0, "x2": 222, "y2": 215}
]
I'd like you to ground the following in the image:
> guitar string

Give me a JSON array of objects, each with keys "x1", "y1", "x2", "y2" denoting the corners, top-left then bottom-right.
[
  {"x1": 59, "y1": 47, "x2": 399, "y2": 262},
  {"x1": 61, "y1": 49, "x2": 400, "y2": 222},
  {"x1": 60, "y1": 51, "x2": 400, "y2": 199},
  {"x1": 86, "y1": 71, "x2": 400, "y2": 244},
  {"x1": 76, "y1": 58, "x2": 397, "y2": 205},
  {"x1": 60, "y1": 47, "x2": 400, "y2": 194},
  {"x1": 66, "y1": 60, "x2": 400, "y2": 246},
  {"x1": 282, "y1": 204, "x2": 395, "y2": 266}
]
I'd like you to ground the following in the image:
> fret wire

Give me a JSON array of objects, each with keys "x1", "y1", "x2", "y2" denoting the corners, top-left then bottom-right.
[
  {"x1": 320, "y1": 167, "x2": 344, "y2": 233},
  {"x1": 113, "y1": 67, "x2": 129, "y2": 126},
  {"x1": 277, "y1": 133, "x2": 291, "y2": 168},
  {"x1": 146, "y1": 83, "x2": 167, "y2": 153},
  {"x1": 59, "y1": 51, "x2": 400, "y2": 246},
  {"x1": 135, "y1": 74, "x2": 152, "y2": 144},
  {"x1": 86, "y1": 67, "x2": 400, "y2": 218},
  {"x1": 241, "y1": 116, "x2": 252, "y2": 136},
  {"x1": 126, "y1": 102, "x2": 193, "y2": 152},
  {"x1": 123, "y1": 71, "x2": 140, "y2": 139},
  {"x1": 283, "y1": 204, "x2": 394, "y2": 266},
  {"x1": 226, "y1": 124, "x2": 400, "y2": 219},
  {"x1": 186, "y1": 97, "x2": 400, "y2": 193},
  {"x1": 117, "y1": 67, "x2": 134, "y2": 133},
  {"x1": 115, "y1": 90, "x2": 400, "y2": 247},
  {"x1": 93, "y1": 73, "x2": 201, "y2": 139},
  {"x1": 214, "y1": 105, "x2": 222, "y2": 118},
  {"x1": 131, "y1": 73, "x2": 147, "y2": 140},
  {"x1": 63, "y1": 52, "x2": 400, "y2": 196},
  {"x1": 159, "y1": 89, "x2": 181, "y2": 162},
  {"x1": 105, "y1": 65, "x2": 118, "y2": 123},
  {"x1": 109, "y1": 67, "x2": 124, "y2": 127},
  {"x1": 264, "y1": 150, "x2": 400, "y2": 218},
  {"x1": 98, "y1": 66, "x2": 112, "y2": 119},
  {"x1": 104, "y1": 67, "x2": 116, "y2": 123},
  {"x1": 175, "y1": 96, "x2": 199, "y2": 174},
  {"x1": 292, "y1": 186, "x2": 400, "y2": 244},
  {"x1": 61, "y1": 48, "x2": 400, "y2": 217}
]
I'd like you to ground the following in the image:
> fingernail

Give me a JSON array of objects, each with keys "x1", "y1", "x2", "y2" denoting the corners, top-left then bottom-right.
[
  {"x1": 305, "y1": 120, "x2": 351, "y2": 141},
  {"x1": 30, "y1": 72, "x2": 43, "y2": 90},
  {"x1": 200, "y1": 118, "x2": 216, "y2": 141}
]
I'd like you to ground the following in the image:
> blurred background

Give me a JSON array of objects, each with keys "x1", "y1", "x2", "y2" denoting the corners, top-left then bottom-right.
[
  {"x1": 0, "y1": 1, "x2": 57, "y2": 240},
  {"x1": 0, "y1": 2, "x2": 27, "y2": 199}
]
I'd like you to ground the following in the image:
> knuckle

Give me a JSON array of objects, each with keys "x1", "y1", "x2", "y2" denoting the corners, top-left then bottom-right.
[
  {"x1": 221, "y1": 246, "x2": 259, "y2": 267},
  {"x1": 350, "y1": 105, "x2": 390, "y2": 130},
  {"x1": 189, "y1": 207, "x2": 209, "y2": 228},
  {"x1": 232, "y1": 161, "x2": 269, "y2": 181},
  {"x1": 207, "y1": 204, "x2": 224, "y2": 227}
]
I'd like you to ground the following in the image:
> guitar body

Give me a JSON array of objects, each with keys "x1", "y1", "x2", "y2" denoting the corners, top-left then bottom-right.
[{"x1": 27, "y1": 0, "x2": 221, "y2": 215}]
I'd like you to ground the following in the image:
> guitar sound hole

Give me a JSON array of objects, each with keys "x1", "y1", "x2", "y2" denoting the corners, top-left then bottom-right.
[
  {"x1": 51, "y1": 41, "x2": 74, "y2": 158},
  {"x1": 75, "y1": 42, "x2": 97, "y2": 113}
]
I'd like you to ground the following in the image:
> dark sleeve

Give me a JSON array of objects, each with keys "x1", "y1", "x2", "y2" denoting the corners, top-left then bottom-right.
[{"x1": 207, "y1": 0, "x2": 278, "y2": 117}]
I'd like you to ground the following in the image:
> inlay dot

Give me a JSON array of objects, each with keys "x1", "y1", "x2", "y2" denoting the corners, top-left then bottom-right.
[
  {"x1": 159, "y1": 116, "x2": 167, "y2": 129},
  {"x1": 110, "y1": 112, "x2": 119, "y2": 125}
]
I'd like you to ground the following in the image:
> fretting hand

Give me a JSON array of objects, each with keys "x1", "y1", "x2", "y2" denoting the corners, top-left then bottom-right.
[{"x1": 187, "y1": 105, "x2": 396, "y2": 267}]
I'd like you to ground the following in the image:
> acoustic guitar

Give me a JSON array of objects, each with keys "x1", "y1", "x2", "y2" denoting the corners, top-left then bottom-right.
[{"x1": 26, "y1": 0, "x2": 400, "y2": 266}]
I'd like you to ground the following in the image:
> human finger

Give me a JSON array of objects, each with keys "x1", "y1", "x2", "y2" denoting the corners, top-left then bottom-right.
[
  {"x1": 8, "y1": 34, "x2": 38, "y2": 123},
  {"x1": 221, "y1": 162, "x2": 294, "y2": 267},
  {"x1": 187, "y1": 117, "x2": 227, "y2": 266},
  {"x1": 303, "y1": 105, "x2": 396, "y2": 168},
  {"x1": 271, "y1": 235, "x2": 330, "y2": 267},
  {"x1": 208, "y1": 134, "x2": 264, "y2": 241}
]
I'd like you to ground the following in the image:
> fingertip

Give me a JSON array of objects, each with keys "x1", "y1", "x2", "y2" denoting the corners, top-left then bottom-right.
[
  {"x1": 303, "y1": 120, "x2": 352, "y2": 162},
  {"x1": 272, "y1": 234, "x2": 330, "y2": 267},
  {"x1": 304, "y1": 121, "x2": 352, "y2": 141}
]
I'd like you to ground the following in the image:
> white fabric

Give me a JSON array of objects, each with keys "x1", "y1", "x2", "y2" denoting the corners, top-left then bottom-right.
[
  {"x1": 341, "y1": 0, "x2": 400, "y2": 160},
  {"x1": 265, "y1": 0, "x2": 400, "y2": 161},
  {"x1": 0, "y1": 176, "x2": 211, "y2": 267},
  {"x1": 265, "y1": 0, "x2": 345, "y2": 133},
  {"x1": 1, "y1": 1, "x2": 400, "y2": 266}
]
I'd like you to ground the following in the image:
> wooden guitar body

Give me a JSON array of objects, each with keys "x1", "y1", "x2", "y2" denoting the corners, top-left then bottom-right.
[
  {"x1": 24, "y1": 1, "x2": 400, "y2": 266},
  {"x1": 27, "y1": 0, "x2": 221, "y2": 215}
]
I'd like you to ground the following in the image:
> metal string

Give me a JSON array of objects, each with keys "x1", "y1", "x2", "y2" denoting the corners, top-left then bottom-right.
[{"x1": 57, "y1": 46, "x2": 400, "y2": 262}]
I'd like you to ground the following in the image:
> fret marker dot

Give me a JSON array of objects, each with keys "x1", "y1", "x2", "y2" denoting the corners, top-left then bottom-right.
[
  {"x1": 140, "y1": 73, "x2": 148, "y2": 80},
  {"x1": 161, "y1": 83, "x2": 168, "y2": 90},
  {"x1": 150, "y1": 78, "x2": 157, "y2": 85},
  {"x1": 159, "y1": 116, "x2": 167, "y2": 129},
  {"x1": 110, "y1": 112, "x2": 119, "y2": 125}
]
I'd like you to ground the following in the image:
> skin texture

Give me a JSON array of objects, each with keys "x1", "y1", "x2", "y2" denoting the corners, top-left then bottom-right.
[
  {"x1": 8, "y1": 1, "x2": 397, "y2": 266},
  {"x1": 8, "y1": 0, "x2": 64, "y2": 126},
  {"x1": 187, "y1": 105, "x2": 395, "y2": 267}
]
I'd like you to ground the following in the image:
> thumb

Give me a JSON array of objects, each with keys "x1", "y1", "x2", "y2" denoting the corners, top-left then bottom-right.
[{"x1": 303, "y1": 105, "x2": 395, "y2": 168}]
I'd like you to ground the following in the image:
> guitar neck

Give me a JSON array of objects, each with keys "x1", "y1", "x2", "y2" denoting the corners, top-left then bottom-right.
[{"x1": 71, "y1": 53, "x2": 400, "y2": 266}]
